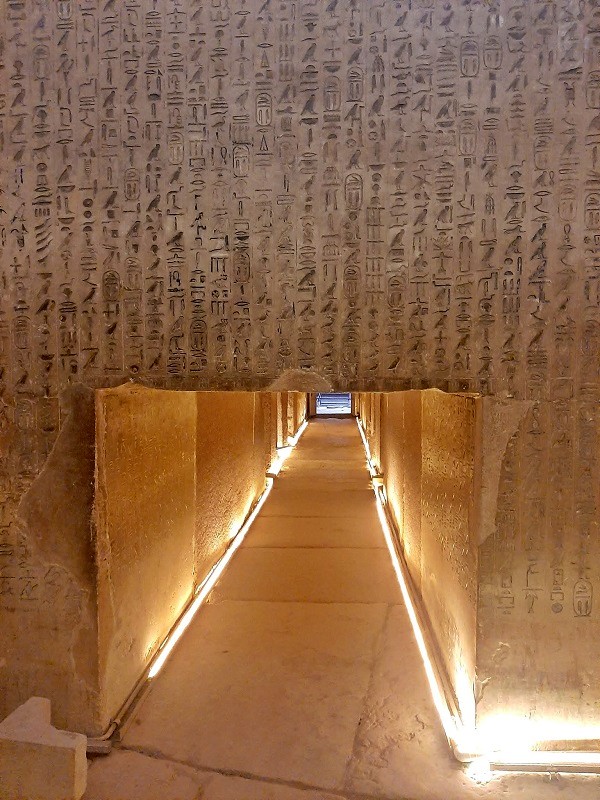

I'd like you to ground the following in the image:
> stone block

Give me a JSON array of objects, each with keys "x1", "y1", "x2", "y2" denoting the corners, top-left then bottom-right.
[{"x1": 0, "y1": 698, "x2": 87, "y2": 800}]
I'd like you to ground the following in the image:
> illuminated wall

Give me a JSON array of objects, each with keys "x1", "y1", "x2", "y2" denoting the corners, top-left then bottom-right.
[
  {"x1": 195, "y1": 392, "x2": 270, "y2": 581},
  {"x1": 95, "y1": 386, "x2": 197, "y2": 733},
  {"x1": 1, "y1": 389, "x2": 303, "y2": 734},
  {"x1": 360, "y1": 390, "x2": 480, "y2": 722},
  {"x1": 0, "y1": 388, "x2": 98, "y2": 734},
  {"x1": 95, "y1": 388, "x2": 292, "y2": 733},
  {"x1": 477, "y1": 399, "x2": 600, "y2": 735},
  {"x1": 360, "y1": 391, "x2": 600, "y2": 740}
]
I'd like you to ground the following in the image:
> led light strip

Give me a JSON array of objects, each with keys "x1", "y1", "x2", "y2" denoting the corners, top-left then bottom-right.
[
  {"x1": 267, "y1": 447, "x2": 293, "y2": 477},
  {"x1": 356, "y1": 416, "x2": 600, "y2": 775},
  {"x1": 148, "y1": 416, "x2": 309, "y2": 680},
  {"x1": 356, "y1": 417, "x2": 380, "y2": 478},
  {"x1": 356, "y1": 418, "x2": 463, "y2": 749},
  {"x1": 489, "y1": 751, "x2": 600, "y2": 773},
  {"x1": 268, "y1": 420, "x2": 309, "y2": 477},
  {"x1": 288, "y1": 418, "x2": 308, "y2": 447},
  {"x1": 374, "y1": 476, "x2": 461, "y2": 743}
]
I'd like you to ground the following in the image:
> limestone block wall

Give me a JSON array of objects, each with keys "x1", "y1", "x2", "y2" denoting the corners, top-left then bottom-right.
[
  {"x1": 1, "y1": 388, "x2": 301, "y2": 735},
  {"x1": 419, "y1": 392, "x2": 480, "y2": 722},
  {"x1": 476, "y1": 397, "x2": 600, "y2": 740},
  {"x1": 379, "y1": 392, "x2": 423, "y2": 595},
  {"x1": 291, "y1": 392, "x2": 308, "y2": 437},
  {"x1": 95, "y1": 386, "x2": 197, "y2": 734},
  {"x1": 95, "y1": 388, "x2": 299, "y2": 734},
  {"x1": 361, "y1": 390, "x2": 600, "y2": 740},
  {"x1": 0, "y1": 387, "x2": 99, "y2": 735},
  {"x1": 359, "y1": 390, "x2": 481, "y2": 725},
  {"x1": 277, "y1": 393, "x2": 289, "y2": 448},
  {"x1": 194, "y1": 392, "x2": 269, "y2": 583},
  {"x1": 264, "y1": 393, "x2": 280, "y2": 472}
]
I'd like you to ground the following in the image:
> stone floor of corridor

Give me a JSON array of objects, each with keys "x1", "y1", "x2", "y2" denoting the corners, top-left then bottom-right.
[{"x1": 85, "y1": 419, "x2": 598, "y2": 800}]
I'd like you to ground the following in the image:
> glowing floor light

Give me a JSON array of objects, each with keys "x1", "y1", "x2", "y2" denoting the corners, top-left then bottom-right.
[
  {"x1": 288, "y1": 418, "x2": 308, "y2": 446},
  {"x1": 356, "y1": 419, "x2": 380, "y2": 478},
  {"x1": 356, "y1": 416, "x2": 600, "y2": 775},
  {"x1": 267, "y1": 446, "x2": 293, "y2": 477}
]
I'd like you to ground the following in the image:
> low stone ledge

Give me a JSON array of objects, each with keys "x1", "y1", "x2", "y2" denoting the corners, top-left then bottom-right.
[{"x1": 0, "y1": 697, "x2": 87, "y2": 800}]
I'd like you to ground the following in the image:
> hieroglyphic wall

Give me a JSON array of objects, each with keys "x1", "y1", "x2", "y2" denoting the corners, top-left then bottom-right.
[
  {"x1": 0, "y1": 0, "x2": 599, "y2": 395},
  {"x1": 0, "y1": 0, "x2": 599, "y2": 734},
  {"x1": 477, "y1": 397, "x2": 600, "y2": 730}
]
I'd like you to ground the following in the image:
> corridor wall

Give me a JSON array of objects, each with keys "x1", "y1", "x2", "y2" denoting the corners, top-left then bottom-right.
[
  {"x1": 93, "y1": 389, "x2": 306, "y2": 734},
  {"x1": 359, "y1": 390, "x2": 481, "y2": 727},
  {"x1": 359, "y1": 390, "x2": 600, "y2": 743},
  {"x1": 1, "y1": 388, "x2": 304, "y2": 735},
  {"x1": 95, "y1": 386, "x2": 198, "y2": 734}
]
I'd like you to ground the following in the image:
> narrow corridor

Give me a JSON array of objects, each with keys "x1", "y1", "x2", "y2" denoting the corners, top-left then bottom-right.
[{"x1": 85, "y1": 419, "x2": 597, "y2": 800}]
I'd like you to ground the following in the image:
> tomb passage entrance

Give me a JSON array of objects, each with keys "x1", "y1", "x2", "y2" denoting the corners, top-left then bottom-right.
[{"x1": 316, "y1": 393, "x2": 352, "y2": 415}]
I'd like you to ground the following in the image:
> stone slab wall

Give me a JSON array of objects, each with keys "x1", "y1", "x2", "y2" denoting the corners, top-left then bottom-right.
[
  {"x1": 477, "y1": 397, "x2": 600, "y2": 736},
  {"x1": 0, "y1": 387, "x2": 99, "y2": 735},
  {"x1": 2, "y1": 388, "x2": 297, "y2": 734},
  {"x1": 363, "y1": 390, "x2": 600, "y2": 735},
  {"x1": 95, "y1": 386, "x2": 197, "y2": 734},
  {"x1": 95, "y1": 387, "x2": 281, "y2": 734},
  {"x1": 380, "y1": 392, "x2": 423, "y2": 595},
  {"x1": 291, "y1": 392, "x2": 307, "y2": 437},
  {"x1": 419, "y1": 391, "x2": 480, "y2": 723},
  {"x1": 195, "y1": 391, "x2": 270, "y2": 581},
  {"x1": 360, "y1": 390, "x2": 480, "y2": 725}
]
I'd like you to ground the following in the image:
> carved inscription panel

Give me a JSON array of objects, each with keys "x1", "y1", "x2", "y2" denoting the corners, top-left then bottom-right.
[
  {"x1": 0, "y1": 0, "x2": 598, "y2": 396},
  {"x1": 478, "y1": 398, "x2": 600, "y2": 723}
]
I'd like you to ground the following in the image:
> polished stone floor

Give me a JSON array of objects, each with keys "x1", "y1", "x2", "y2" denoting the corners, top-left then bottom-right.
[{"x1": 85, "y1": 419, "x2": 599, "y2": 800}]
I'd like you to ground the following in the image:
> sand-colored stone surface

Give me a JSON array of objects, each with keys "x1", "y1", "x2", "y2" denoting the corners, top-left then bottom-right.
[
  {"x1": 0, "y1": 697, "x2": 87, "y2": 800},
  {"x1": 85, "y1": 751, "x2": 201, "y2": 800},
  {"x1": 85, "y1": 419, "x2": 600, "y2": 800},
  {"x1": 95, "y1": 387, "x2": 198, "y2": 734},
  {"x1": 86, "y1": 749, "x2": 344, "y2": 800},
  {"x1": 212, "y1": 548, "x2": 398, "y2": 603},
  {"x1": 246, "y1": 516, "x2": 384, "y2": 550}
]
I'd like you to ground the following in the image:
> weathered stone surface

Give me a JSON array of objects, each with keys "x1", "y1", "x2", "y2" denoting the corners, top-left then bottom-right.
[
  {"x1": 477, "y1": 398, "x2": 600, "y2": 737},
  {"x1": 361, "y1": 390, "x2": 600, "y2": 743},
  {"x1": 94, "y1": 387, "x2": 297, "y2": 732},
  {"x1": 95, "y1": 386, "x2": 198, "y2": 733},
  {"x1": 0, "y1": 1, "x2": 596, "y2": 396},
  {"x1": 0, "y1": 697, "x2": 87, "y2": 800},
  {"x1": 85, "y1": 748, "x2": 345, "y2": 800},
  {"x1": 0, "y1": 0, "x2": 598, "y2": 763},
  {"x1": 1, "y1": 385, "x2": 300, "y2": 732},
  {"x1": 420, "y1": 391, "x2": 479, "y2": 719},
  {"x1": 85, "y1": 750, "x2": 202, "y2": 800},
  {"x1": 195, "y1": 391, "x2": 271, "y2": 576},
  {"x1": 0, "y1": 387, "x2": 100, "y2": 735},
  {"x1": 363, "y1": 390, "x2": 479, "y2": 724}
]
